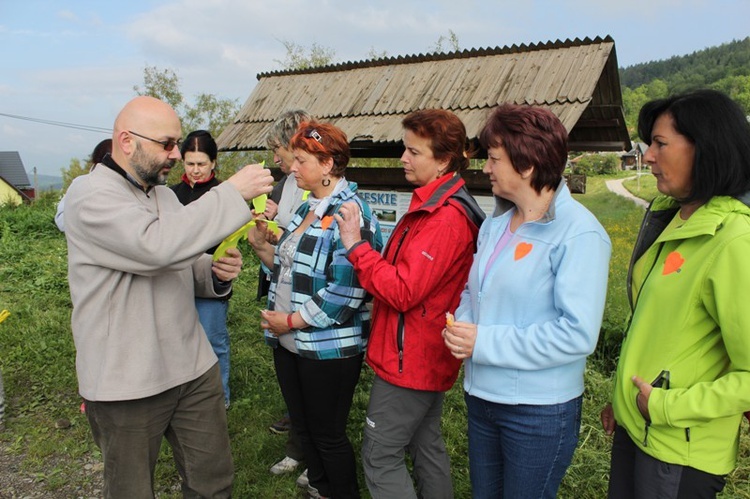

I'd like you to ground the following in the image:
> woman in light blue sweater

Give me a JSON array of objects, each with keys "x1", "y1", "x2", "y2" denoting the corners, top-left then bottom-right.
[{"x1": 443, "y1": 104, "x2": 611, "y2": 498}]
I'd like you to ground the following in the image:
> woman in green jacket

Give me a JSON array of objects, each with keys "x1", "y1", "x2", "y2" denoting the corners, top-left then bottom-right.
[{"x1": 601, "y1": 89, "x2": 750, "y2": 498}]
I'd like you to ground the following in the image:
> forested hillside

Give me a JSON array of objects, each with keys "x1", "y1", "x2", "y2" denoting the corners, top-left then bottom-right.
[{"x1": 618, "y1": 37, "x2": 750, "y2": 139}]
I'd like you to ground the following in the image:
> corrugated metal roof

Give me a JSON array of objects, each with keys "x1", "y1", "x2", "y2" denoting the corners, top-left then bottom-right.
[
  {"x1": 217, "y1": 36, "x2": 630, "y2": 155},
  {"x1": 0, "y1": 151, "x2": 31, "y2": 188}
]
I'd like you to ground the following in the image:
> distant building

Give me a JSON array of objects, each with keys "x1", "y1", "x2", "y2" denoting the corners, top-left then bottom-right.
[
  {"x1": 0, "y1": 175, "x2": 32, "y2": 206},
  {"x1": 620, "y1": 143, "x2": 648, "y2": 170},
  {"x1": 0, "y1": 151, "x2": 35, "y2": 205},
  {"x1": 0, "y1": 151, "x2": 34, "y2": 204}
]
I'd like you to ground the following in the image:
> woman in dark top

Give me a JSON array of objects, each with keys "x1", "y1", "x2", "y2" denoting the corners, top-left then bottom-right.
[{"x1": 171, "y1": 130, "x2": 231, "y2": 408}]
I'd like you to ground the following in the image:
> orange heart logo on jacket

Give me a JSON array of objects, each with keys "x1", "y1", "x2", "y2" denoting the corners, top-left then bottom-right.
[
  {"x1": 662, "y1": 251, "x2": 685, "y2": 275},
  {"x1": 320, "y1": 215, "x2": 334, "y2": 230},
  {"x1": 514, "y1": 242, "x2": 533, "y2": 261}
]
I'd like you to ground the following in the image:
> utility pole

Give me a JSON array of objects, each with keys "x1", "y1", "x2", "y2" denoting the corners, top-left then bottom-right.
[
  {"x1": 636, "y1": 146, "x2": 641, "y2": 191},
  {"x1": 33, "y1": 166, "x2": 38, "y2": 201}
]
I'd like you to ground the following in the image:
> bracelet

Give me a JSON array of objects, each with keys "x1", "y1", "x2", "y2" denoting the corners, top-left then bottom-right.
[{"x1": 287, "y1": 313, "x2": 294, "y2": 330}]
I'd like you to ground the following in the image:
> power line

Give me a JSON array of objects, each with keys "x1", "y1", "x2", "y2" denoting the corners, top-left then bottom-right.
[{"x1": 0, "y1": 112, "x2": 112, "y2": 134}]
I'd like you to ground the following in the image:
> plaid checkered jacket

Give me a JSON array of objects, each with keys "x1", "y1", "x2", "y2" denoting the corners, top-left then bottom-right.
[{"x1": 265, "y1": 181, "x2": 383, "y2": 359}]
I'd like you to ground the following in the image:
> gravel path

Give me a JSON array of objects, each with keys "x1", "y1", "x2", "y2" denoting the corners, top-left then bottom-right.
[
  {"x1": 0, "y1": 440, "x2": 104, "y2": 499},
  {"x1": 605, "y1": 175, "x2": 650, "y2": 209}
]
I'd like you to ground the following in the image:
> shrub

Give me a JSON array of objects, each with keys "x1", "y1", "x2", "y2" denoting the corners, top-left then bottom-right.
[{"x1": 572, "y1": 153, "x2": 620, "y2": 175}]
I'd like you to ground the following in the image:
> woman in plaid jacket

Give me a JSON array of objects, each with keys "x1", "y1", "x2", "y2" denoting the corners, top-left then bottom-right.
[{"x1": 250, "y1": 121, "x2": 382, "y2": 499}]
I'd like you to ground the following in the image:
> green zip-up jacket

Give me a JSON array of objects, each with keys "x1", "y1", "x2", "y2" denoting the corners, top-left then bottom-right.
[{"x1": 612, "y1": 194, "x2": 750, "y2": 475}]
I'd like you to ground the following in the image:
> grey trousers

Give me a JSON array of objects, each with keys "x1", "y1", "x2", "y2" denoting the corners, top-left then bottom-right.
[
  {"x1": 362, "y1": 375, "x2": 454, "y2": 499},
  {"x1": 85, "y1": 364, "x2": 233, "y2": 499}
]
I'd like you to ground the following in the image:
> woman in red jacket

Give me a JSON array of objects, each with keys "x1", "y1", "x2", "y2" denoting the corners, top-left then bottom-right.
[{"x1": 336, "y1": 109, "x2": 484, "y2": 499}]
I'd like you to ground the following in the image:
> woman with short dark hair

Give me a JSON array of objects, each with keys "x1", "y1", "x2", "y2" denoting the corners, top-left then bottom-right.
[
  {"x1": 602, "y1": 89, "x2": 750, "y2": 498},
  {"x1": 444, "y1": 103, "x2": 611, "y2": 498}
]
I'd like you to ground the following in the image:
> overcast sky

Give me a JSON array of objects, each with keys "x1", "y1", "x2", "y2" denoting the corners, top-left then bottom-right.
[{"x1": 2, "y1": 0, "x2": 749, "y2": 178}]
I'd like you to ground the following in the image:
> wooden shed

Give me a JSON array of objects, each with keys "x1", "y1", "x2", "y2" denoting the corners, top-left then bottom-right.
[{"x1": 217, "y1": 35, "x2": 631, "y2": 158}]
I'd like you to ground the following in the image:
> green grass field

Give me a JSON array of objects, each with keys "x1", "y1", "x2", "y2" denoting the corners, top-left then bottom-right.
[
  {"x1": 622, "y1": 172, "x2": 659, "y2": 204},
  {"x1": 1, "y1": 176, "x2": 748, "y2": 498}
]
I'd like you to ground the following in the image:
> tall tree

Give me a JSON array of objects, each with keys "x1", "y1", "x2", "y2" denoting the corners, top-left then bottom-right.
[
  {"x1": 132, "y1": 66, "x2": 262, "y2": 183},
  {"x1": 711, "y1": 75, "x2": 750, "y2": 112},
  {"x1": 60, "y1": 66, "x2": 263, "y2": 188},
  {"x1": 367, "y1": 47, "x2": 389, "y2": 60},
  {"x1": 622, "y1": 79, "x2": 669, "y2": 141},
  {"x1": 430, "y1": 30, "x2": 460, "y2": 54},
  {"x1": 133, "y1": 66, "x2": 241, "y2": 140},
  {"x1": 133, "y1": 66, "x2": 184, "y2": 111},
  {"x1": 61, "y1": 158, "x2": 88, "y2": 191},
  {"x1": 274, "y1": 40, "x2": 336, "y2": 70}
]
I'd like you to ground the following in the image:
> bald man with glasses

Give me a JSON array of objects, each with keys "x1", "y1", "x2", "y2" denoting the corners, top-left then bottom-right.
[{"x1": 64, "y1": 96, "x2": 273, "y2": 498}]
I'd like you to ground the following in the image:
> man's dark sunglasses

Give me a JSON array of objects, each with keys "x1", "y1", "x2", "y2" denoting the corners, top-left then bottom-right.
[{"x1": 129, "y1": 130, "x2": 182, "y2": 151}]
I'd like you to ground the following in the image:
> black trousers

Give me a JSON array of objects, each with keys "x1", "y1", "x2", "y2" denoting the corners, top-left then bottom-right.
[
  {"x1": 608, "y1": 427, "x2": 725, "y2": 499},
  {"x1": 273, "y1": 346, "x2": 363, "y2": 498}
]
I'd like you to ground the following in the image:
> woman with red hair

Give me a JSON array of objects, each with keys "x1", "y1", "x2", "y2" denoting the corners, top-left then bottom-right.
[
  {"x1": 337, "y1": 109, "x2": 484, "y2": 499},
  {"x1": 249, "y1": 121, "x2": 382, "y2": 498}
]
